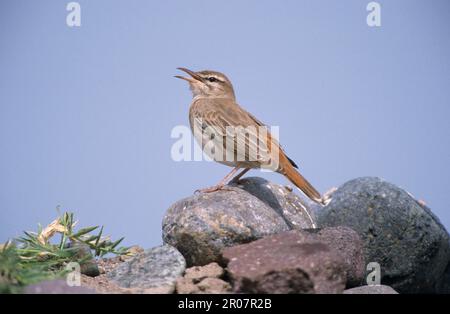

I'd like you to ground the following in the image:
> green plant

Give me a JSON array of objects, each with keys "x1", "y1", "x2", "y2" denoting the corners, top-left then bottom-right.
[{"x1": 0, "y1": 211, "x2": 128, "y2": 293}]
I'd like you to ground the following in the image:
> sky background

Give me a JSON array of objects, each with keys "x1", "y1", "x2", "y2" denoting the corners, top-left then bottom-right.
[{"x1": 1, "y1": 1, "x2": 449, "y2": 248}]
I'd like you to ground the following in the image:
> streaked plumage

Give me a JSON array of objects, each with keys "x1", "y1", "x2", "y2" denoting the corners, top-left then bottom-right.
[{"x1": 176, "y1": 68, "x2": 322, "y2": 204}]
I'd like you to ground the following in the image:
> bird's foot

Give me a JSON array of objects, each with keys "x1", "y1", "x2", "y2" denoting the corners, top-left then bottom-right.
[{"x1": 194, "y1": 184, "x2": 234, "y2": 194}]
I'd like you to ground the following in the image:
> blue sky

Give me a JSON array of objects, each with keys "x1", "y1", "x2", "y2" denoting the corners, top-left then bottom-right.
[{"x1": 1, "y1": 1, "x2": 449, "y2": 248}]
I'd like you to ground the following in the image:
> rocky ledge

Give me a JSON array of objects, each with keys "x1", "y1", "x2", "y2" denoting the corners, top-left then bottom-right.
[
  {"x1": 161, "y1": 176, "x2": 449, "y2": 294},
  {"x1": 24, "y1": 176, "x2": 450, "y2": 294}
]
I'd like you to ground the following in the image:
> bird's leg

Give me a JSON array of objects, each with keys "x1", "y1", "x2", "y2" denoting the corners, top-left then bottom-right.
[
  {"x1": 229, "y1": 168, "x2": 250, "y2": 184},
  {"x1": 196, "y1": 167, "x2": 241, "y2": 193}
]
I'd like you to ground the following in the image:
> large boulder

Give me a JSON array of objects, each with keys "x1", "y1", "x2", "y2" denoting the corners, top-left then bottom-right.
[
  {"x1": 317, "y1": 177, "x2": 450, "y2": 293},
  {"x1": 437, "y1": 257, "x2": 450, "y2": 293},
  {"x1": 163, "y1": 177, "x2": 318, "y2": 266},
  {"x1": 221, "y1": 227, "x2": 364, "y2": 294}
]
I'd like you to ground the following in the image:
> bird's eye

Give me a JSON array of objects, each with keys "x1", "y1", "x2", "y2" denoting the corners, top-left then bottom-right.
[{"x1": 207, "y1": 77, "x2": 217, "y2": 82}]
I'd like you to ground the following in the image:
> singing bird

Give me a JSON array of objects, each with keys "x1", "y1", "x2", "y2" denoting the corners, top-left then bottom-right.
[{"x1": 175, "y1": 68, "x2": 323, "y2": 204}]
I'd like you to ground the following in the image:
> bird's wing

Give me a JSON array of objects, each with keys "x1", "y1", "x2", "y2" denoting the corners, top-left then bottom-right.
[
  {"x1": 241, "y1": 105, "x2": 299, "y2": 169},
  {"x1": 193, "y1": 99, "x2": 271, "y2": 165}
]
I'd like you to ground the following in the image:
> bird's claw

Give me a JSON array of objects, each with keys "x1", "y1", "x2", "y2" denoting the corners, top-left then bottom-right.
[
  {"x1": 194, "y1": 185, "x2": 234, "y2": 194},
  {"x1": 194, "y1": 186, "x2": 223, "y2": 194}
]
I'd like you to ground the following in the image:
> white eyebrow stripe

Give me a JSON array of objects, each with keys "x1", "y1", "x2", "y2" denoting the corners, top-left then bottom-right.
[{"x1": 205, "y1": 74, "x2": 225, "y2": 82}]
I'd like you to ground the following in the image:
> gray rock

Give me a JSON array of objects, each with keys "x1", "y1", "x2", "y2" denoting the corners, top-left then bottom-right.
[
  {"x1": 317, "y1": 177, "x2": 450, "y2": 293},
  {"x1": 222, "y1": 229, "x2": 350, "y2": 294},
  {"x1": 230, "y1": 177, "x2": 320, "y2": 229},
  {"x1": 437, "y1": 259, "x2": 450, "y2": 293},
  {"x1": 343, "y1": 285, "x2": 398, "y2": 294},
  {"x1": 24, "y1": 279, "x2": 96, "y2": 294},
  {"x1": 107, "y1": 245, "x2": 185, "y2": 294},
  {"x1": 163, "y1": 177, "x2": 317, "y2": 266}
]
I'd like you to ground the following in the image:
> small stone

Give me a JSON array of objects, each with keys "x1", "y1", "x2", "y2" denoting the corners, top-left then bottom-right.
[
  {"x1": 343, "y1": 285, "x2": 399, "y2": 294},
  {"x1": 176, "y1": 277, "x2": 200, "y2": 294},
  {"x1": 176, "y1": 276, "x2": 232, "y2": 294},
  {"x1": 197, "y1": 277, "x2": 231, "y2": 294},
  {"x1": 80, "y1": 262, "x2": 100, "y2": 278},
  {"x1": 184, "y1": 262, "x2": 224, "y2": 283},
  {"x1": 175, "y1": 263, "x2": 230, "y2": 294},
  {"x1": 120, "y1": 245, "x2": 144, "y2": 262},
  {"x1": 67, "y1": 241, "x2": 100, "y2": 277},
  {"x1": 98, "y1": 265, "x2": 106, "y2": 274},
  {"x1": 108, "y1": 245, "x2": 185, "y2": 294}
]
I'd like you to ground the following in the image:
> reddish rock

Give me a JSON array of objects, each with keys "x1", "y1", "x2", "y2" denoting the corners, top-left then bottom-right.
[
  {"x1": 184, "y1": 262, "x2": 224, "y2": 282},
  {"x1": 176, "y1": 277, "x2": 201, "y2": 294},
  {"x1": 176, "y1": 263, "x2": 231, "y2": 294},
  {"x1": 306, "y1": 226, "x2": 365, "y2": 287},
  {"x1": 197, "y1": 278, "x2": 231, "y2": 294},
  {"x1": 222, "y1": 227, "x2": 363, "y2": 293}
]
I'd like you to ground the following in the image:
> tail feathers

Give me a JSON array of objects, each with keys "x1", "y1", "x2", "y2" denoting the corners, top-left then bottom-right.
[{"x1": 282, "y1": 165, "x2": 322, "y2": 204}]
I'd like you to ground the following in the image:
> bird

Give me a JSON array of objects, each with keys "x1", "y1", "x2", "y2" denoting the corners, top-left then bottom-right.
[{"x1": 175, "y1": 67, "x2": 323, "y2": 204}]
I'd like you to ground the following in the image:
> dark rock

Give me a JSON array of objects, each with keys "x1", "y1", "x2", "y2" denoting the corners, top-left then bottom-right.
[
  {"x1": 107, "y1": 245, "x2": 185, "y2": 294},
  {"x1": 67, "y1": 241, "x2": 100, "y2": 277},
  {"x1": 163, "y1": 177, "x2": 318, "y2": 266},
  {"x1": 24, "y1": 279, "x2": 96, "y2": 294},
  {"x1": 437, "y1": 259, "x2": 450, "y2": 293},
  {"x1": 343, "y1": 285, "x2": 398, "y2": 294},
  {"x1": 317, "y1": 177, "x2": 450, "y2": 293},
  {"x1": 222, "y1": 229, "x2": 352, "y2": 294}
]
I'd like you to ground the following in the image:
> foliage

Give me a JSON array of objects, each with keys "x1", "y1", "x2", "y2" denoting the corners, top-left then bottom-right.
[{"x1": 0, "y1": 211, "x2": 128, "y2": 293}]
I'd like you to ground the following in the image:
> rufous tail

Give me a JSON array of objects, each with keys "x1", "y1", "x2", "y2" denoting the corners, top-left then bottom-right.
[{"x1": 282, "y1": 163, "x2": 322, "y2": 204}]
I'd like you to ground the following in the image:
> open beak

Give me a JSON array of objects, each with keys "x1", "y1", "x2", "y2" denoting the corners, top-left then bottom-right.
[{"x1": 175, "y1": 67, "x2": 204, "y2": 83}]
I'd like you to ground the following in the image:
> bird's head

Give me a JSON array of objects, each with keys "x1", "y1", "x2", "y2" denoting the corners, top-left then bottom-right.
[{"x1": 175, "y1": 68, "x2": 235, "y2": 100}]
